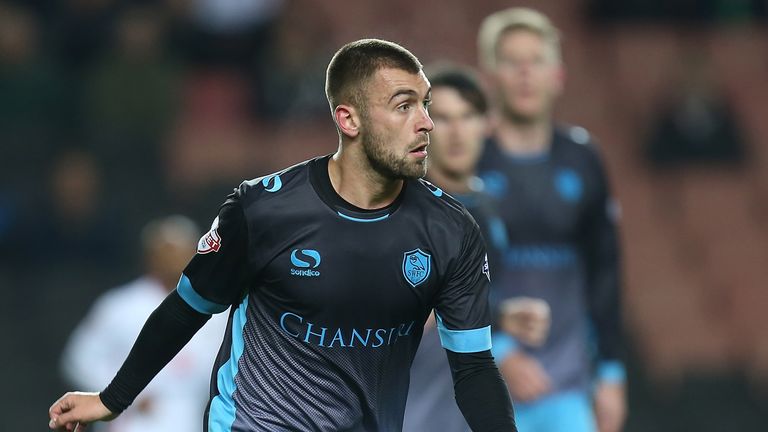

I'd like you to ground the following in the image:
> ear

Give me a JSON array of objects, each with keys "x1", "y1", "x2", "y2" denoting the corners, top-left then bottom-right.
[{"x1": 334, "y1": 105, "x2": 361, "y2": 139}]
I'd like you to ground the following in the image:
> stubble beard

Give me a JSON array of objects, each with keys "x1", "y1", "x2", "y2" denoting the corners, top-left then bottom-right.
[{"x1": 360, "y1": 118, "x2": 428, "y2": 181}]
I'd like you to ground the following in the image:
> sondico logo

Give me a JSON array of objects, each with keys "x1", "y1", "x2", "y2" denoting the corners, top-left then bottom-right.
[{"x1": 290, "y1": 249, "x2": 321, "y2": 277}]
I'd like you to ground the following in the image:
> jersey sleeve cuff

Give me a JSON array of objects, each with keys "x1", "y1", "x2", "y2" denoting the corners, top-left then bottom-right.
[
  {"x1": 176, "y1": 274, "x2": 229, "y2": 314},
  {"x1": 491, "y1": 332, "x2": 519, "y2": 363},
  {"x1": 98, "y1": 392, "x2": 122, "y2": 415},
  {"x1": 597, "y1": 360, "x2": 626, "y2": 383},
  {"x1": 435, "y1": 314, "x2": 492, "y2": 353}
]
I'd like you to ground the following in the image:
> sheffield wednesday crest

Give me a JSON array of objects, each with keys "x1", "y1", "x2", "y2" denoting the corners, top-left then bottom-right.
[{"x1": 402, "y1": 249, "x2": 431, "y2": 287}]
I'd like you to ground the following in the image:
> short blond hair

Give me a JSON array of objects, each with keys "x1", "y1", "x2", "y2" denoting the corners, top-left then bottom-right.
[{"x1": 478, "y1": 7, "x2": 561, "y2": 70}]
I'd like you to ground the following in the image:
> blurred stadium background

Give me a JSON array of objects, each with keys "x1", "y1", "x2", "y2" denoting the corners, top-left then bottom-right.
[{"x1": 1, "y1": 0, "x2": 768, "y2": 430}]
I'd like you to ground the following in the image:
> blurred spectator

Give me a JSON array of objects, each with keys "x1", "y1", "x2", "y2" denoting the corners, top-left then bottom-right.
[
  {"x1": 645, "y1": 54, "x2": 746, "y2": 169},
  {"x1": 0, "y1": 3, "x2": 68, "y2": 200},
  {"x1": 53, "y1": 0, "x2": 119, "y2": 70},
  {"x1": 189, "y1": 0, "x2": 282, "y2": 34},
  {"x1": 255, "y1": 0, "x2": 332, "y2": 119},
  {"x1": 4, "y1": 148, "x2": 131, "y2": 431},
  {"x1": 165, "y1": 70, "x2": 264, "y2": 222},
  {"x1": 177, "y1": 0, "x2": 282, "y2": 71},
  {"x1": 61, "y1": 215, "x2": 228, "y2": 432},
  {"x1": 11, "y1": 149, "x2": 126, "y2": 269},
  {"x1": 85, "y1": 5, "x2": 180, "y2": 140},
  {"x1": 84, "y1": 4, "x2": 182, "y2": 221}
]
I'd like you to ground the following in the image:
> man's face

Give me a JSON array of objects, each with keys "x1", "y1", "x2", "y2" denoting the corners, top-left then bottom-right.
[
  {"x1": 359, "y1": 67, "x2": 434, "y2": 180},
  {"x1": 428, "y1": 86, "x2": 486, "y2": 178},
  {"x1": 492, "y1": 29, "x2": 563, "y2": 123}
]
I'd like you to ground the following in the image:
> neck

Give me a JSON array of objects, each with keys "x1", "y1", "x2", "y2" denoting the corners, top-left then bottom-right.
[
  {"x1": 427, "y1": 168, "x2": 473, "y2": 195},
  {"x1": 328, "y1": 144, "x2": 403, "y2": 210},
  {"x1": 495, "y1": 115, "x2": 552, "y2": 156}
]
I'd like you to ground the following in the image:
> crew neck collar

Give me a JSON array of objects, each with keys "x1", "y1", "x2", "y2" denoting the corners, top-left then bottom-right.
[{"x1": 308, "y1": 155, "x2": 406, "y2": 222}]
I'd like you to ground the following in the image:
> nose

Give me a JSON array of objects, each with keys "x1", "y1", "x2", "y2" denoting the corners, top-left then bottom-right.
[{"x1": 417, "y1": 107, "x2": 434, "y2": 134}]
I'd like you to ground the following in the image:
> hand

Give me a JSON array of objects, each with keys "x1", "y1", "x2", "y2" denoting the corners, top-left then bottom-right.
[
  {"x1": 594, "y1": 382, "x2": 627, "y2": 432},
  {"x1": 500, "y1": 351, "x2": 551, "y2": 402},
  {"x1": 48, "y1": 392, "x2": 116, "y2": 431},
  {"x1": 499, "y1": 297, "x2": 550, "y2": 347}
]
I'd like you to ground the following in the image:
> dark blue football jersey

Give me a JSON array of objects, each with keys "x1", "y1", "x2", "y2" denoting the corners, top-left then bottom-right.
[
  {"x1": 477, "y1": 125, "x2": 623, "y2": 395},
  {"x1": 403, "y1": 183, "x2": 510, "y2": 432},
  {"x1": 177, "y1": 155, "x2": 493, "y2": 431}
]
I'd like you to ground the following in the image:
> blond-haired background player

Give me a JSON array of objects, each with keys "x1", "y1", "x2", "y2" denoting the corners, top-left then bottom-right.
[{"x1": 476, "y1": 8, "x2": 626, "y2": 432}]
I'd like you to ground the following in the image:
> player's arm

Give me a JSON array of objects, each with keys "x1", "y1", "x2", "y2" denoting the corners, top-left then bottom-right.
[
  {"x1": 582, "y1": 156, "x2": 624, "y2": 381},
  {"x1": 582, "y1": 152, "x2": 627, "y2": 432},
  {"x1": 49, "y1": 197, "x2": 250, "y2": 430},
  {"x1": 435, "y1": 213, "x2": 516, "y2": 432}
]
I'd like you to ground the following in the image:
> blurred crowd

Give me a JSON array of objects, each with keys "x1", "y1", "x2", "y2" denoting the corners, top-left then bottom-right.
[
  {"x1": 0, "y1": 0, "x2": 332, "y2": 263},
  {"x1": 0, "y1": 1, "x2": 333, "y2": 429},
  {"x1": 2, "y1": 0, "x2": 768, "y2": 430}
]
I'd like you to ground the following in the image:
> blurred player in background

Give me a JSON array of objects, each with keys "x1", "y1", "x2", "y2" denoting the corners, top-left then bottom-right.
[
  {"x1": 477, "y1": 8, "x2": 626, "y2": 432},
  {"x1": 48, "y1": 39, "x2": 516, "y2": 432},
  {"x1": 404, "y1": 66, "x2": 550, "y2": 432},
  {"x1": 61, "y1": 215, "x2": 228, "y2": 432}
]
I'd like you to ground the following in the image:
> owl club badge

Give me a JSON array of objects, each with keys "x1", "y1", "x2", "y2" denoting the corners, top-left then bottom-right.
[{"x1": 402, "y1": 249, "x2": 431, "y2": 287}]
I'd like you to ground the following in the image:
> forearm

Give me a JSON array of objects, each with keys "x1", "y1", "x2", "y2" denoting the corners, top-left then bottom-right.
[
  {"x1": 589, "y1": 253, "x2": 624, "y2": 364},
  {"x1": 584, "y1": 196, "x2": 624, "y2": 363},
  {"x1": 99, "y1": 290, "x2": 211, "y2": 413},
  {"x1": 447, "y1": 350, "x2": 516, "y2": 432},
  {"x1": 584, "y1": 222, "x2": 626, "y2": 383}
]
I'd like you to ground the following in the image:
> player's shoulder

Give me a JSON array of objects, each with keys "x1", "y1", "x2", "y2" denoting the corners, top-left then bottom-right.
[
  {"x1": 555, "y1": 124, "x2": 597, "y2": 150},
  {"x1": 410, "y1": 178, "x2": 478, "y2": 230},
  {"x1": 234, "y1": 157, "x2": 316, "y2": 207},
  {"x1": 554, "y1": 124, "x2": 605, "y2": 165},
  {"x1": 466, "y1": 177, "x2": 496, "y2": 205}
]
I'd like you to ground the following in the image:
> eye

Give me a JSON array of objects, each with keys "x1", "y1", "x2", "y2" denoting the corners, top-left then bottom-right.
[
  {"x1": 397, "y1": 103, "x2": 412, "y2": 112},
  {"x1": 423, "y1": 99, "x2": 432, "y2": 110}
]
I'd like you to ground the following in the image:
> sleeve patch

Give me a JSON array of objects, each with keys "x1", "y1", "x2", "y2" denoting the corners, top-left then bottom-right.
[{"x1": 197, "y1": 217, "x2": 222, "y2": 254}]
